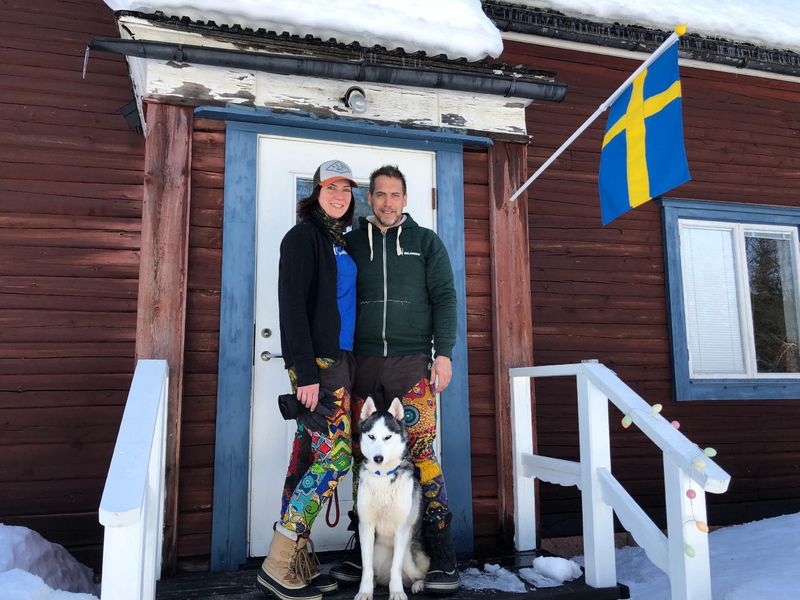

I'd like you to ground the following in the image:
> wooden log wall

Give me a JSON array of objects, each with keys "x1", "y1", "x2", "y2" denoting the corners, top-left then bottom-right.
[
  {"x1": 136, "y1": 103, "x2": 194, "y2": 574},
  {"x1": 0, "y1": 0, "x2": 144, "y2": 570},
  {"x1": 463, "y1": 148, "x2": 502, "y2": 553},
  {"x1": 176, "y1": 117, "x2": 225, "y2": 571},
  {"x1": 499, "y1": 39, "x2": 800, "y2": 537}
]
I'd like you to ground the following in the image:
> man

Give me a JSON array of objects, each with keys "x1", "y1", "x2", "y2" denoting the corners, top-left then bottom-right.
[{"x1": 330, "y1": 165, "x2": 460, "y2": 594}]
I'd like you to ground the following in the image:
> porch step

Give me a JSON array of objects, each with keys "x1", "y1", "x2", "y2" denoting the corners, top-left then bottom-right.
[{"x1": 156, "y1": 564, "x2": 629, "y2": 600}]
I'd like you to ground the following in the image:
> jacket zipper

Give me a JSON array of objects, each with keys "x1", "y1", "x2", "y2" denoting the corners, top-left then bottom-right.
[{"x1": 381, "y1": 232, "x2": 388, "y2": 356}]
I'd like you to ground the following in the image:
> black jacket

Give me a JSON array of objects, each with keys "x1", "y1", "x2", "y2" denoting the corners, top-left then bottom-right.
[{"x1": 278, "y1": 220, "x2": 341, "y2": 387}]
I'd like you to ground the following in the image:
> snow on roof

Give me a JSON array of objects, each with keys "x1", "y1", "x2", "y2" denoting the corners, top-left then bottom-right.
[
  {"x1": 514, "y1": 0, "x2": 800, "y2": 54},
  {"x1": 102, "y1": 0, "x2": 503, "y2": 61}
]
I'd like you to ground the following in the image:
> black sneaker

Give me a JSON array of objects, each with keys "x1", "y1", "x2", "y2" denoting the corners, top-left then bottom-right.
[
  {"x1": 298, "y1": 537, "x2": 338, "y2": 594},
  {"x1": 328, "y1": 557, "x2": 362, "y2": 585},
  {"x1": 309, "y1": 571, "x2": 338, "y2": 594},
  {"x1": 423, "y1": 520, "x2": 461, "y2": 595},
  {"x1": 329, "y1": 533, "x2": 362, "y2": 585},
  {"x1": 424, "y1": 565, "x2": 461, "y2": 594}
]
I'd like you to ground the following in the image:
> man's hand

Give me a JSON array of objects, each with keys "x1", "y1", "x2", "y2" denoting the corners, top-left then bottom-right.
[
  {"x1": 430, "y1": 356, "x2": 452, "y2": 394},
  {"x1": 297, "y1": 383, "x2": 319, "y2": 411}
]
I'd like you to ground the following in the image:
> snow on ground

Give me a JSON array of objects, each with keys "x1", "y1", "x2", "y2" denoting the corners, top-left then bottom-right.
[
  {"x1": 609, "y1": 512, "x2": 800, "y2": 600},
  {"x1": 462, "y1": 563, "x2": 528, "y2": 592},
  {"x1": 461, "y1": 512, "x2": 800, "y2": 598},
  {"x1": 101, "y1": 0, "x2": 503, "y2": 61},
  {"x1": 0, "y1": 524, "x2": 98, "y2": 600},
  {"x1": 515, "y1": 0, "x2": 800, "y2": 54}
]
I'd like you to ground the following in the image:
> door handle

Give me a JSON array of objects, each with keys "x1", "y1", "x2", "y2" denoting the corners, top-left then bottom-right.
[{"x1": 260, "y1": 351, "x2": 282, "y2": 362}]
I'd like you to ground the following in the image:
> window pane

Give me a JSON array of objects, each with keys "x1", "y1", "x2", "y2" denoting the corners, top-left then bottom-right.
[
  {"x1": 745, "y1": 231, "x2": 800, "y2": 373},
  {"x1": 680, "y1": 225, "x2": 745, "y2": 375},
  {"x1": 295, "y1": 177, "x2": 371, "y2": 226}
]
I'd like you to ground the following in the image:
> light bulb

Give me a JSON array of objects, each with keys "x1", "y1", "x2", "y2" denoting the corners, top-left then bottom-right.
[{"x1": 344, "y1": 87, "x2": 368, "y2": 114}]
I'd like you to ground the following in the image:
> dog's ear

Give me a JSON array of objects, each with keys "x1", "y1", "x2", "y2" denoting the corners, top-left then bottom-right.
[
  {"x1": 360, "y1": 397, "x2": 377, "y2": 422},
  {"x1": 388, "y1": 398, "x2": 404, "y2": 423}
]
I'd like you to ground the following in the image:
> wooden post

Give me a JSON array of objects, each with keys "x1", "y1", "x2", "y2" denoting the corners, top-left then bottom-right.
[
  {"x1": 510, "y1": 373, "x2": 536, "y2": 550},
  {"x1": 664, "y1": 458, "x2": 712, "y2": 600},
  {"x1": 576, "y1": 373, "x2": 616, "y2": 587},
  {"x1": 488, "y1": 141, "x2": 536, "y2": 548},
  {"x1": 135, "y1": 103, "x2": 193, "y2": 574}
]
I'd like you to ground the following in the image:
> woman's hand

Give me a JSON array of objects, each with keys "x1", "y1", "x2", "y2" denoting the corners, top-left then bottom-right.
[{"x1": 297, "y1": 383, "x2": 320, "y2": 411}]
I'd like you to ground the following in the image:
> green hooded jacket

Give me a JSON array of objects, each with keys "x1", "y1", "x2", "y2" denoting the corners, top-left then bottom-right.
[{"x1": 345, "y1": 214, "x2": 456, "y2": 359}]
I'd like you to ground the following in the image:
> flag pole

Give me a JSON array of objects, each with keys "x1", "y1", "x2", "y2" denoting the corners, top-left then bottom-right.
[{"x1": 509, "y1": 24, "x2": 687, "y2": 202}]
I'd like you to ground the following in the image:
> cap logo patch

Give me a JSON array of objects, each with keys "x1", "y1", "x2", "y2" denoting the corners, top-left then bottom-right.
[{"x1": 326, "y1": 160, "x2": 350, "y2": 174}]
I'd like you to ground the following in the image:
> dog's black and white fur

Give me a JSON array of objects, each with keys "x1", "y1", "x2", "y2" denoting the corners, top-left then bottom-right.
[{"x1": 354, "y1": 397, "x2": 429, "y2": 600}]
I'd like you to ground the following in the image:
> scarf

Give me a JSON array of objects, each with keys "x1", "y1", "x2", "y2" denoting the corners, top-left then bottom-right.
[{"x1": 310, "y1": 205, "x2": 347, "y2": 248}]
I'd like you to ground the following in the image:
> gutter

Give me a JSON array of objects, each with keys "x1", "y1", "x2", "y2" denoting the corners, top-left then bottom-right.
[
  {"x1": 484, "y1": 1, "x2": 800, "y2": 79},
  {"x1": 88, "y1": 37, "x2": 567, "y2": 102}
]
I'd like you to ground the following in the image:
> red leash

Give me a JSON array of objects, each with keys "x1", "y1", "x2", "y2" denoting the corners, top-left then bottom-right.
[{"x1": 326, "y1": 485, "x2": 341, "y2": 527}]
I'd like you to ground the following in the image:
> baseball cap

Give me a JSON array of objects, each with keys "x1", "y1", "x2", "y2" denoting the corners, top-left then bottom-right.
[{"x1": 312, "y1": 159, "x2": 358, "y2": 188}]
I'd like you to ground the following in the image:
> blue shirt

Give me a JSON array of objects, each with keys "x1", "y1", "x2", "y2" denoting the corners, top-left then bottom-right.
[{"x1": 334, "y1": 244, "x2": 357, "y2": 351}]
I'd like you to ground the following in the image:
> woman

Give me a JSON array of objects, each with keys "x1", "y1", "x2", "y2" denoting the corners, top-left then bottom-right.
[{"x1": 257, "y1": 160, "x2": 358, "y2": 600}]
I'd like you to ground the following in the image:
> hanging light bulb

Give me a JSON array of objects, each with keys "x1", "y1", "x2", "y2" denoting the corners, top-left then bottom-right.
[{"x1": 343, "y1": 86, "x2": 368, "y2": 114}]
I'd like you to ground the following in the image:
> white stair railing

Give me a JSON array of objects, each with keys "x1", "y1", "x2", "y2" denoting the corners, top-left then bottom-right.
[
  {"x1": 99, "y1": 359, "x2": 169, "y2": 600},
  {"x1": 510, "y1": 361, "x2": 730, "y2": 600}
]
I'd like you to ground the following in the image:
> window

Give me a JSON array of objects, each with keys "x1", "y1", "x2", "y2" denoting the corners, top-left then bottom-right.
[{"x1": 663, "y1": 199, "x2": 800, "y2": 400}]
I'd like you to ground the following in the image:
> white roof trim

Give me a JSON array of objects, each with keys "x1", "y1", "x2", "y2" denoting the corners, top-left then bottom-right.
[{"x1": 503, "y1": 31, "x2": 800, "y2": 83}]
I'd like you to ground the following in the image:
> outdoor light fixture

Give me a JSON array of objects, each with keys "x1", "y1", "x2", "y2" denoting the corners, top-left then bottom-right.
[{"x1": 343, "y1": 86, "x2": 368, "y2": 114}]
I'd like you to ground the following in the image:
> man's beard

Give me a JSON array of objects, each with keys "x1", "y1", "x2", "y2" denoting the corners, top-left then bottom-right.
[{"x1": 374, "y1": 211, "x2": 402, "y2": 228}]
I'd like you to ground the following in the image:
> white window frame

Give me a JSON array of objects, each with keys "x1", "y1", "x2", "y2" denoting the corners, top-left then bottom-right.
[{"x1": 679, "y1": 218, "x2": 800, "y2": 380}]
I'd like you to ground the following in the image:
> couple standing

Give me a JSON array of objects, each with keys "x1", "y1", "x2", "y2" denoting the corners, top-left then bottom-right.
[{"x1": 256, "y1": 160, "x2": 460, "y2": 600}]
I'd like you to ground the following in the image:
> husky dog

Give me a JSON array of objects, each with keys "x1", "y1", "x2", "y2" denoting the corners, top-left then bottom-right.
[{"x1": 354, "y1": 397, "x2": 429, "y2": 600}]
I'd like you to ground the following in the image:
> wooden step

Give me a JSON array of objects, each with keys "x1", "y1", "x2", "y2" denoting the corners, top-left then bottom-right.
[{"x1": 155, "y1": 564, "x2": 629, "y2": 600}]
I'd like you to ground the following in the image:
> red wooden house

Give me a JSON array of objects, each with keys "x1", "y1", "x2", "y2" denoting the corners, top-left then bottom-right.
[{"x1": 2, "y1": 0, "x2": 798, "y2": 586}]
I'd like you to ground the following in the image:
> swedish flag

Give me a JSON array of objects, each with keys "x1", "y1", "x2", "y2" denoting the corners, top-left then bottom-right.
[{"x1": 599, "y1": 42, "x2": 691, "y2": 225}]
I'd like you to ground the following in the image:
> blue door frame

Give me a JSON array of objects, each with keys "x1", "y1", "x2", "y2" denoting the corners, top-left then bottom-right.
[{"x1": 201, "y1": 106, "x2": 490, "y2": 571}]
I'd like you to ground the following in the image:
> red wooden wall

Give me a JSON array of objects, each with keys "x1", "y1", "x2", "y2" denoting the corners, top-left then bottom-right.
[
  {"x1": 0, "y1": 0, "x2": 144, "y2": 569},
  {"x1": 176, "y1": 117, "x2": 225, "y2": 570},
  {"x1": 498, "y1": 39, "x2": 800, "y2": 537},
  {"x1": 462, "y1": 149, "x2": 503, "y2": 553}
]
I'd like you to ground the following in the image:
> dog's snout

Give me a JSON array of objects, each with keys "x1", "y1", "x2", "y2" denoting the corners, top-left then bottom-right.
[{"x1": 373, "y1": 455, "x2": 384, "y2": 464}]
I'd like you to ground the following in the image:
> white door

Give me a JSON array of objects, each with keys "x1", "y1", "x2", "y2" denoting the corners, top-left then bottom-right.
[{"x1": 249, "y1": 135, "x2": 436, "y2": 556}]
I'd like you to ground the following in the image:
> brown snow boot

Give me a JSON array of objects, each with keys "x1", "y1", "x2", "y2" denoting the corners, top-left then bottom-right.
[
  {"x1": 298, "y1": 535, "x2": 338, "y2": 594},
  {"x1": 256, "y1": 531, "x2": 322, "y2": 600}
]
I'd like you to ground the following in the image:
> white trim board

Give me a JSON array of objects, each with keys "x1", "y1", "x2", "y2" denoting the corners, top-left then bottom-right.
[
  {"x1": 116, "y1": 15, "x2": 532, "y2": 136},
  {"x1": 503, "y1": 31, "x2": 800, "y2": 83}
]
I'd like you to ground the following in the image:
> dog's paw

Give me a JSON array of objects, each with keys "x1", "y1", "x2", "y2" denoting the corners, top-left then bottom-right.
[
  {"x1": 411, "y1": 580, "x2": 425, "y2": 594},
  {"x1": 388, "y1": 590, "x2": 407, "y2": 600},
  {"x1": 354, "y1": 591, "x2": 373, "y2": 600}
]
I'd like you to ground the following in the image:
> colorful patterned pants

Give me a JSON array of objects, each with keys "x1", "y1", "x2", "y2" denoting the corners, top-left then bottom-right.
[
  {"x1": 279, "y1": 359, "x2": 353, "y2": 535},
  {"x1": 352, "y1": 377, "x2": 450, "y2": 529}
]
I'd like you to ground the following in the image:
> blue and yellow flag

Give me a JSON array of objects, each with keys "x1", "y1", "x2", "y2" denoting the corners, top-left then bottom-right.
[{"x1": 599, "y1": 42, "x2": 690, "y2": 225}]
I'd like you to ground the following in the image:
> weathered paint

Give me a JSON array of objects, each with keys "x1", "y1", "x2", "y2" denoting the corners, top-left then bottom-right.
[
  {"x1": 210, "y1": 126, "x2": 257, "y2": 572},
  {"x1": 135, "y1": 103, "x2": 193, "y2": 574},
  {"x1": 435, "y1": 146, "x2": 474, "y2": 552},
  {"x1": 117, "y1": 15, "x2": 532, "y2": 137},
  {"x1": 487, "y1": 141, "x2": 535, "y2": 548}
]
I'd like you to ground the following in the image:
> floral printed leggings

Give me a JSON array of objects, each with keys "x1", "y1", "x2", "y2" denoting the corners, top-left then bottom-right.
[{"x1": 279, "y1": 358, "x2": 353, "y2": 535}]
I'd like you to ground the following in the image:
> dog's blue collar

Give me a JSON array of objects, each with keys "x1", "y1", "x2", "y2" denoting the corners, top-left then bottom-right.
[{"x1": 373, "y1": 466, "x2": 400, "y2": 477}]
